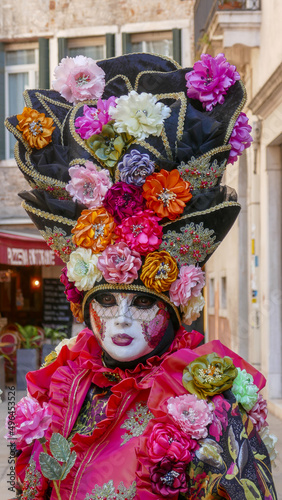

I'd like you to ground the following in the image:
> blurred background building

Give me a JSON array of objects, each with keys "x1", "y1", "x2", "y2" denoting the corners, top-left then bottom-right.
[{"x1": 0, "y1": 0, "x2": 281, "y2": 416}]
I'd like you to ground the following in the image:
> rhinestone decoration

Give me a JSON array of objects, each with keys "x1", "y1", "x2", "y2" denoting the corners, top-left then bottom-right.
[
  {"x1": 21, "y1": 456, "x2": 41, "y2": 500},
  {"x1": 160, "y1": 222, "x2": 219, "y2": 265},
  {"x1": 160, "y1": 470, "x2": 180, "y2": 486},
  {"x1": 120, "y1": 402, "x2": 154, "y2": 445},
  {"x1": 84, "y1": 479, "x2": 136, "y2": 500},
  {"x1": 177, "y1": 156, "x2": 227, "y2": 192}
]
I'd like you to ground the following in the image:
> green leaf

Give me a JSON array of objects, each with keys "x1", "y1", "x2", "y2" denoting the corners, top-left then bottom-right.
[
  {"x1": 241, "y1": 478, "x2": 263, "y2": 499},
  {"x1": 228, "y1": 426, "x2": 239, "y2": 461},
  {"x1": 50, "y1": 433, "x2": 71, "y2": 462},
  {"x1": 61, "y1": 451, "x2": 77, "y2": 480},
  {"x1": 39, "y1": 452, "x2": 63, "y2": 480}
]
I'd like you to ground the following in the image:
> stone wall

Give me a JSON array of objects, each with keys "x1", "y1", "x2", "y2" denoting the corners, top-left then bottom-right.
[{"x1": 0, "y1": 165, "x2": 29, "y2": 218}]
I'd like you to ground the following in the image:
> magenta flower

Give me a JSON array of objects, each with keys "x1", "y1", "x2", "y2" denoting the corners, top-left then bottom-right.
[
  {"x1": 75, "y1": 97, "x2": 116, "y2": 139},
  {"x1": 150, "y1": 457, "x2": 187, "y2": 498},
  {"x1": 147, "y1": 422, "x2": 197, "y2": 464},
  {"x1": 209, "y1": 394, "x2": 231, "y2": 442},
  {"x1": 228, "y1": 112, "x2": 253, "y2": 165},
  {"x1": 97, "y1": 242, "x2": 142, "y2": 284},
  {"x1": 185, "y1": 53, "x2": 240, "y2": 111},
  {"x1": 52, "y1": 55, "x2": 105, "y2": 104},
  {"x1": 169, "y1": 265, "x2": 205, "y2": 307},
  {"x1": 65, "y1": 160, "x2": 112, "y2": 208},
  {"x1": 167, "y1": 394, "x2": 213, "y2": 440},
  {"x1": 115, "y1": 209, "x2": 163, "y2": 255},
  {"x1": 247, "y1": 393, "x2": 268, "y2": 432},
  {"x1": 103, "y1": 181, "x2": 145, "y2": 224},
  {"x1": 60, "y1": 266, "x2": 84, "y2": 303},
  {"x1": 5, "y1": 396, "x2": 52, "y2": 448}
]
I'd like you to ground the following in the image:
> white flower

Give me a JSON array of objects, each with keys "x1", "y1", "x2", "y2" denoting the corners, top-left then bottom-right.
[
  {"x1": 109, "y1": 90, "x2": 171, "y2": 141},
  {"x1": 259, "y1": 426, "x2": 278, "y2": 467},
  {"x1": 181, "y1": 294, "x2": 205, "y2": 325},
  {"x1": 67, "y1": 247, "x2": 102, "y2": 291},
  {"x1": 55, "y1": 336, "x2": 78, "y2": 355}
]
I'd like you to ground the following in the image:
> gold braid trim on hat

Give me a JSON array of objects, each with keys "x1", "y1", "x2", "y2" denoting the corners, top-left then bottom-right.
[{"x1": 82, "y1": 283, "x2": 181, "y2": 324}]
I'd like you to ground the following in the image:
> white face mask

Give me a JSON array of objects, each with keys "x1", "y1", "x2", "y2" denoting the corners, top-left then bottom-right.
[{"x1": 89, "y1": 292, "x2": 170, "y2": 362}]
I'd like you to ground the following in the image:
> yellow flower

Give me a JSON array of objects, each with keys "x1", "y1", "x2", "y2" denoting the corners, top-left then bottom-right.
[
  {"x1": 16, "y1": 107, "x2": 55, "y2": 149},
  {"x1": 140, "y1": 250, "x2": 178, "y2": 293},
  {"x1": 183, "y1": 352, "x2": 238, "y2": 399}
]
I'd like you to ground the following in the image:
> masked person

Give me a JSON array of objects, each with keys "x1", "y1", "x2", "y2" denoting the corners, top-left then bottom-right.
[{"x1": 6, "y1": 52, "x2": 277, "y2": 500}]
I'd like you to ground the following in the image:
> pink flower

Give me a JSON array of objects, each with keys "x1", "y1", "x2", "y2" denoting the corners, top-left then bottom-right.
[
  {"x1": 169, "y1": 265, "x2": 205, "y2": 307},
  {"x1": 103, "y1": 181, "x2": 145, "y2": 224},
  {"x1": 147, "y1": 422, "x2": 198, "y2": 464},
  {"x1": 97, "y1": 242, "x2": 142, "y2": 284},
  {"x1": 60, "y1": 266, "x2": 84, "y2": 303},
  {"x1": 247, "y1": 393, "x2": 268, "y2": 432},
  {"x1": 167, "y1": 394, "x2": 213, "y2": 440},
  {"x1": 115, "y1": 209, "x2": 163, "y2": 255},
  {"x1": 209, "y1": 394, "x2": 230, "y2": 442},
  {"x1": 52, "y1": 55, "x2": 105, "y2": 104},
  {"x1": 5, "y1": 396, "x2": 52, "y2": 448},
  {"x1": 185, "y1": 53, "x2": 240, "y2": 111},
  {"x1": 75, "y1": 97, "x2": 116, "y2": 139},
  {"x1": 65, "y1": 160, "x2": 112, "y2": 208},
  {"x1": 228, "y1": 112, "x2": 253, "y2": 165}
]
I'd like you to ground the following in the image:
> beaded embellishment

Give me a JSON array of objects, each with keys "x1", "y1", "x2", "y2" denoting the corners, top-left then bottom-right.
[
  {"x1": 177, "y1": 156, "x2": 227, "y2": 192},
  {"x1": 40, "y1": 226, "x2": 75, "y2": 262},
  {"x1": 160, "y1": 222, "x2": 219, "y2": 266},
  {"x1": 120, "y1": 402, "x2": 154, "y2": 446},
  {"x1": 84, "y1": 480, "x2": 136, "y2": 500},
  {"x1": 21, "y1": 456, "x2": 42, "y2": 500}
]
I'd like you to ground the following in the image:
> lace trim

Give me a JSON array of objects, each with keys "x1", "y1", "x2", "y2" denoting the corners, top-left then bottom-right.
[
  {"x1": 120, "y1": 402, "x2": 154, "y2": 445},
  {"x1": 20, "y1": 456, "x2": 42, "y2": 500},
  {"x1": 84, "y1": 480, "x2": 136, "y2": 500}
]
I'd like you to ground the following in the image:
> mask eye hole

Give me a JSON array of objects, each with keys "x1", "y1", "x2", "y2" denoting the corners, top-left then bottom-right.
[
  {"x1": 131, "y1": 295, "x2": 156, "y2": 309},
  {"x1": 93, "y1": 293, "x2": 117, "y2": 307}
]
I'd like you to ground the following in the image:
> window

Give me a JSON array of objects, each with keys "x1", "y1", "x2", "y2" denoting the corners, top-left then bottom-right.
[
  {"x1": 127, "y1": 31, "x2": 173, "y2": 58},
  {"x1": 67, "y1": 37, "x2": 106, "y2": 60},
  {"x1": 209, "y1": 277, "x2": 215, "y2": 308},
  {"x1": 5, "y1": 44, "x2": 38, "y2": 159},
  {"x1": 221, "y1": 276, "x2": 227, "y2": 309}
]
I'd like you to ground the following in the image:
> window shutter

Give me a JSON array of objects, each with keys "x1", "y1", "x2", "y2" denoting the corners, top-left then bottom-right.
[
  {"x1": 106, "y1": 33, "x2": 115, "y2": 58},
  {"x1": 39, "y1": 38, "x2": 50, "y2": 89},
  {"x1": 122, "y1": 33, "x2": 131, "y2": 55},
  {"x1": 172, "y1": 28, "x2": 182, "y2": 65},
  {"x1": 0, "y1": 43, "x2": 5, "y2": 160},
  {"x1": 58, "y1": 38, "x2": 67, "y2": 62}
]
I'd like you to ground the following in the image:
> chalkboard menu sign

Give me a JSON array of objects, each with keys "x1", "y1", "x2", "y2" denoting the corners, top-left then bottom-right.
[{"x1": 43, "y1": 279, "x2": 72, "y2": 336}]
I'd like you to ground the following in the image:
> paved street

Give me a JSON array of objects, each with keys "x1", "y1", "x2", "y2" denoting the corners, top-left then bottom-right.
[{"x1": 0, "y1": 389, "x2": 281, "y2": 499}]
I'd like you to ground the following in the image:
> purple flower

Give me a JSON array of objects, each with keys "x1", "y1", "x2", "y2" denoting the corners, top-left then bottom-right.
[
  {"x1": 75, "y1": 97, "x2": 116, "y2": 140},
  {"x1": 60, "y1": 267, "x2": 84, "y2": 304},
  {"x1": 118, "y1": 149, "x2": 155, "y2": 186},
  {"x1": 150, "y1": 457, "x2": 187, "y2": 497},
  {"x1": 228, "y1": 112, "x2": 253, "y2": 164},
  {"x1": 103, "y1": 181, "x2": 145, "y2": 224},
  {"x1": 185, "y1": 53, "x2": 240, "y2": 111}
]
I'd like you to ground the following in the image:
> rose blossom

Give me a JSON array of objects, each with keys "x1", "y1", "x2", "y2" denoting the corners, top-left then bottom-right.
[
  {"x1": 118, "y1": 149, "x2": 155, "y2": 186},
  {"x1": 65, "y1": 161, "x2": 112, "y2": 208},
  {"x1": 147, "y1": 422, "x2": 198, "y2": 464},
  {"x1": 167, "y1": 394, "x2": 213, "y2": 439},
  {"x1": 247, "y1": 393, "x2": 268, "y2": 432},
  {"x1": 75, "y1": 97, "x2": 116, "y2": 139},
  {"x1": 52, "y1": 55, "x2": 105, "y2": 104},
  {"x1": 181, "y1": 294, "x2": 205, "y2": 325},
  {"x1": 115, "y1": 209, "x2": 163, "y2": 255},
  {"x1": 103, "y1": 181, "x2": 145, "y2": 224},
  {"x1": 60, "y1": 266, "x2": 84, "y2": 303},
  {"x1": 228, "y1": 112, "x2": 253, "y2": 165},
  {"x1": 97, "y1": 242, "x2": 142, "y2": 284},
  {"x1": 150, "y1": 457, "x2": 187, "y2": 498},
  {"x1": 169, "y1": 265, "x2": 205, "y2": 307},
  {"x1": 185, "y1": 53, "x2": 240, "y2": 111},
  {"x1": 5, "y1": 396, "x2": 52, "y2": 448},
  {"x1": 209, "y1": 394, "x2": 231, "y2": 442}
]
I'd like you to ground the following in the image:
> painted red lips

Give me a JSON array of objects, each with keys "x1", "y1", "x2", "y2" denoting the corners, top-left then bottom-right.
[{"x1": 111, "y1": 334, "x2": 133, "y2": 346}]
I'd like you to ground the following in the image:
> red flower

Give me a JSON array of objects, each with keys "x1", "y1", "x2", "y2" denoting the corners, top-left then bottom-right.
[
  {"x1": 150, "y1": 457, "x2": 187, "y2": 497},
  {"x1": 147, "y1": 422, "x2": 197, "y2": 464}
]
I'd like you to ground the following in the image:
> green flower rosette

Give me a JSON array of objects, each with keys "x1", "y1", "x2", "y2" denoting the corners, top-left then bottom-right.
[{"x1": 182, "y1": 352, "x2": 238, "y2": 399}]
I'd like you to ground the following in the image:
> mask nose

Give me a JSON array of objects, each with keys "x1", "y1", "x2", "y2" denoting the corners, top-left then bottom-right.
[{"x1": 114, "y1": 297, "x2": 132, "y2": 327}]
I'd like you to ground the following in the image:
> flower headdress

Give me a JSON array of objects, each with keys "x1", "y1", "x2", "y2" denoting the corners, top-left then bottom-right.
[{"x1": 5, "y1": 52, "x2": 252, "y2": 327}]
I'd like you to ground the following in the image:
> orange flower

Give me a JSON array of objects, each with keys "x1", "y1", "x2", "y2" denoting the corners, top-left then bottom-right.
[
  {"x1": 143, "y1": 169, "x2": 192, "y2": 220},
  {"x1": 70, "y1": 302, "x2": 84, "y2": 323},
  {"x1": 140, "y1": 250, "x2": 179, "y2": 293},
  {"x1": 16, "y1": 107, "x2": 55, "y2": 149},
  {"x1": 72, "y1": 207, "x2": 116, "y2": 253}
]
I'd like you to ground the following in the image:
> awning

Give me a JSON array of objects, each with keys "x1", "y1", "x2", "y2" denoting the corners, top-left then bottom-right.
[{"x1": 0, "y1": 231, "x2": 63, "y2": 266}]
